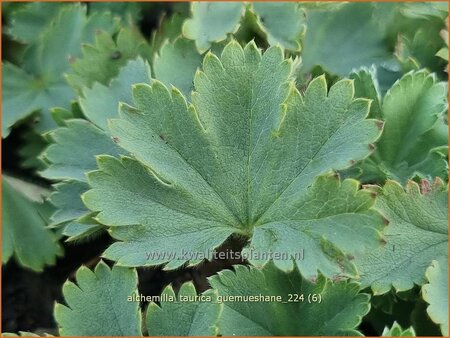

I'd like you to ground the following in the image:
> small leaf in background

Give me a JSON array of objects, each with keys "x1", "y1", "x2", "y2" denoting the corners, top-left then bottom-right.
[
  {"x1": 66, "y1": 28, "x2": 152, "y2": 93},
  {"x1": 356, "y1": 179, "x2": 448, "y2": 294},
  {"x1": 382, "y1": 321, "x2": 416, "y2": 336},
  {"x1": 55, "y1": 261, "x2": 142, "y2": 336},
  {"x1": 2, "y1": 4, "x2": 119, "y2": 137},
  {"x1": 301, "y1": 3, "x2": 395, "y2": 76},
  {"x1": 153, "y1": 37, "x2": 202, "y2": 97},
  {"x1": 210, "y1": 264, "x2": 370, "y2": 336},
  {"x1": 182, "y1": 2, "x2": 244, "y2": 52},
  {"x1": 6, "y1": 2, "x2": 65, "y2": 44},
  {"x1": 252, "y1": 2, "x2": 306, "y2": 51},
  {"x1": 2, "y1": 176, "x2": 62, "y2": 271},
  {"x1": 348, "y1": 70, "x2": 448, "y2": 184},
  {"x1": 40, "y1": 119, "x2": 123, "y2": 182},
  {"x1": 422, "y1": 259, "x2": 449, "y2": 336},
  {"x1": 146, "y1": 283, "x2": 221, "y2": 336},
  {"x1": 80, "y1": 57, "x2": 151, "y2": 129}
]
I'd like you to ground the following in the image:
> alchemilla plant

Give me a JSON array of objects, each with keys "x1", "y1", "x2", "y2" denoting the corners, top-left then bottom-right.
[{"x1": 2, "y1": 1, "x2": 448, "y2": 336}]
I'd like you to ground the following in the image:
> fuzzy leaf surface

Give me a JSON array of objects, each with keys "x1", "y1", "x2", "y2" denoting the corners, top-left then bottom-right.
[
  {"x1": 422, "y1": 259, "x2": 448, "y2": 336},
  {"x1": 210, "y1": 264, "x2": 370, "y2": 335},
  {"x1": 376, "y1": 71, "x2": 448, "y2": 182},
  {"x1": 146, "y1": 283, "x2": 221, "y2": 336},
  {"x1": 55, "y1": 262, "x2": 142, "y2": 336},
  {"x1": 84, "y1": 41, "x2": 383, "y2": 277},
  {"x1": 182, "y1": 2, "x2": 244, "y2": 52},
  {"x1": 356, "y1": 179, "x2": 448, "y2": 294}
]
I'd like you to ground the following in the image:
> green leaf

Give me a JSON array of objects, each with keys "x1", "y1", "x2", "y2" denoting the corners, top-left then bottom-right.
[
  {"x1": 382, "y1": 321, "x2": 416, "y2": 336},
  {"x1": 301, "y1": 3, "x2": 395, "y2": 76},
  {"x1": 210, "y1": 264, "x2": 370, "y2": 335},
  {"x1": 66, "y1": 28, "x2": 151, "y2": 93},
  {"x1": 401, "y1": 2, "x2": 448, "y2": 20},
  {"x1": 42, "y1": 60, "x2": 150, "y2": 241},
  {"x1": 6, "y1": 2, "x2": 65, "y2": 43},
  {"x1": 422, "y1": 259, "x2": 449, "y2": 336},
  {"x1": 40, "y1": 119, "x2": 123, "y2": 182},
  {"x1": 153, "y1": 37, "x2": 203, "y2": 97},
  {"x1": 2, "y1": 176, "x2": 62, "y2": 271},
  {"x1": 84, "y1": 41, "x2": 383, "y2": 276},
  {"x1": 182, "y1": 2, "x2": 244, "y2": 52},
  {"x1": 89, "y1": 2, "x2": 144, "y2": 23},
  {"x1": 146, "y1": 283, "x2": 221, "y2": 336},
  {"x1": 80, "y1": 58, "x2": 152, "y2": 130},
  {"x1": 47, "y1": 181, "x2": 104, "y2": 241},
  {"x1": 18, "y1": 129, "x2": 47, "y2": 171},
  {"x1": 252, "y1": 2, "x2": 306, "y2": 51},
  {"x1": 2, "y1": 62, "x2": 73, "y2": 138},
  {"x1": 2, "y1": 4, "x2": 119, "y2": 137},
  {"x1": 150, "y1": 12, "x2": 186, "y2": 54},
  {"x1": 55, "y1": 261, "x2": 142, "y2": 336},
  {"x1": 356, "y1": 179, "x2": 448, "y2": 294},
  {"x1": 48, "y1": 181, "x2": 91, "y2": 226},
  {"x1": 376, "y1": 71, "x2": 448, "y2": 183},
  {"x1": 349, "y1": 67, "x2": 382, "y2": 119}
]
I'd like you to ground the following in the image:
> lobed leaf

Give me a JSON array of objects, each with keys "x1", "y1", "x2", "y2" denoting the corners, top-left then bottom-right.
[
  {"x1": 2, "y1": 177, "x2": 62, "y2": 271},
  {"x1": 66, "y1": 28, "x2": 152, "y2": 93},
  {"x1": 210, "y1": 264, "x2": 370, "y2": 335},
  {"x1": 84, "y1": 41, "x2": 384, "y2": 278},
  {"x1": 146, "y1": 283, "x2": 221, "y2": 336},
  {"x1": 2, "y1": 4, "x2": 119, "y2": 137},
  {"x1": 422, "y1": 259, "x2": 448, "y2": 336},
  {"x1": 381, "y1": 321, "x2": 416, "y2": 336},
  {"x1": 356, "y1": 179, "x2": 448, "y2": 294},
  {"x1": 55, "y1": 261, "x2": 142, "y2": 336},
  {"x1": 182, "y1": 2, "x2": 244, "y2": 52}
]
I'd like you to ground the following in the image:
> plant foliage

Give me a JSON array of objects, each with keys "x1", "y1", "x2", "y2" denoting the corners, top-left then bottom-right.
[{"x1": 2, "y1": 2, "x2": 448, "y2": 336}]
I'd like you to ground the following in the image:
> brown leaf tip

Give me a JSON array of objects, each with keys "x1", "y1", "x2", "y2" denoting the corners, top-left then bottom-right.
[
  {"x1": 376, "y1": 120, "x2": 385, "y2": 130},
  {"x1": 420, "y1": 179, "x2": 432, "y2": 195}
]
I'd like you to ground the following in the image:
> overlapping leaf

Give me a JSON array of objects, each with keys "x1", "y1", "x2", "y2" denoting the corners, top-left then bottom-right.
[
  {"x1": 146, "y1": 283, "x2": 221, "y2": 336},
  {"x1": 301, "y1": 3, "x2": 396, "y2": 76},
  {"x1": 182, "y1": 2, "x2": 309, "y2": 52},
  {"x1": 382, "y1": 322, "x2": 416, "y2": 336},
  {"x1": 348, "y1": 70, "x2": 448, "y2": 184},
  {"x1": 6, "y1": 2, "x2": 65, "y2": 44},
  {"x1": 153, "y1": 37, "x2": 203, "y2": 97},
  {"x1": 55, "y1": 262, "x2": 142, "y2": 336},
  {"x1": 2, "y1": 4, "x2": 119, "y2": 137},
  {"x1": 182, "y1": 2, "x2": 244, "y2": 52},
  {"x1": 2, "y1": 176, "x2": 62, "y2": 271},
  {"x1": 210, "y1": 264, "x2": 370, "y2": 336},
  {"x1": 54, "y1": 261, "x2": 370, "y2": 336},
  {"x1": 356, "y1": 179, "x2": 448, "y2": 294},
  {"x1": 66, "y1": 28, "x2": 152, "y2": 93},
  {"x1": 422, "y1": 259, "x2": 449, "y2": 336},
  {"x1": 84, "y1": 41, "x2": 384, "y2": 277}
]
